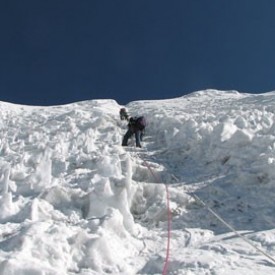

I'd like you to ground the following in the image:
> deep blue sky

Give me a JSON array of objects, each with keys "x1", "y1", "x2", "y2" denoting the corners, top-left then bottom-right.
[{"x1": 1, "y1": 1, "x2": 275, "y2": 105}]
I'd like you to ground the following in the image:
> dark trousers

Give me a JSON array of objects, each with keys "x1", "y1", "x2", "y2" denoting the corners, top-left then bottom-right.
[{"x1": 122, "y1": 129, "x2": 142, "y2": 147}]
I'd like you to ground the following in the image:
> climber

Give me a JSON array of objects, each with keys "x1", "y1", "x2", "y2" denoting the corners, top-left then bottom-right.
[{"x1": 122, "y1": 115, "x2": 146, "y2": 148}]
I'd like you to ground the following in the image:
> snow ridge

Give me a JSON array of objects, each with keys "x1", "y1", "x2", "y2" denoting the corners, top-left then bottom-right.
[{"x1": 0, "y1": 90, "x2": 275, "y2": 274}]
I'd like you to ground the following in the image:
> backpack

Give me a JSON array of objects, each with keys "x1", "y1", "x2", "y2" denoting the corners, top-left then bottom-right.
[{"x1": 135, "y1": 116, "x2": 146, "y2": 130}]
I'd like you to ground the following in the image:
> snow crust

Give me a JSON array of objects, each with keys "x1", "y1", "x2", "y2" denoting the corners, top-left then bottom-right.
[{"x1": 0, "y1": 90, "x2": 275, "y2": 274}]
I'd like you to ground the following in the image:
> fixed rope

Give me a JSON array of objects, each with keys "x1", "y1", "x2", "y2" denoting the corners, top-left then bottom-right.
[
  {"x1": 192, "y1": 193, "x2": 275, "y2": 265},
  {"x1": 170, "y1": 173, "x2": 275, "y2": 265},
  {"x1": 141, "y1": 158, "x2": 171, "y2": 275}
]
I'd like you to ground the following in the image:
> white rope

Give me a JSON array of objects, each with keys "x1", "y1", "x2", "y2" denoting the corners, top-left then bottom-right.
[
  {"x1": 192, "y1": 193, "x2": 275, "y2": 265},
  {"x1": 130, "y1": 144, "x2": 275, "y2": 265},
  {"x1": 170, "y1": 173, "x2": 275, "y2": 265}
]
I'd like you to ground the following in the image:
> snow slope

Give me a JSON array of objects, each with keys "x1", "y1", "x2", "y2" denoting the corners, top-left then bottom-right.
[{"x1": 0, "y1": 90, "x2": 275, "y2": 274}]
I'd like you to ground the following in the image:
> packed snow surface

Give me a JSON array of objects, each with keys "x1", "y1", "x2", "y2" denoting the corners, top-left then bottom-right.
[{"x1": 0, "y1": 90, "x2": 275, "y2": 274}]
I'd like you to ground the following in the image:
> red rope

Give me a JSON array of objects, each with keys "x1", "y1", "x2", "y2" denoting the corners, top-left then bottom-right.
[
  {"x1": 142, "y1": 160, "x2": 171, "y2": 275},
  {"x1": 162, "y1": 184, "x2": 171, "y2": 275}
]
